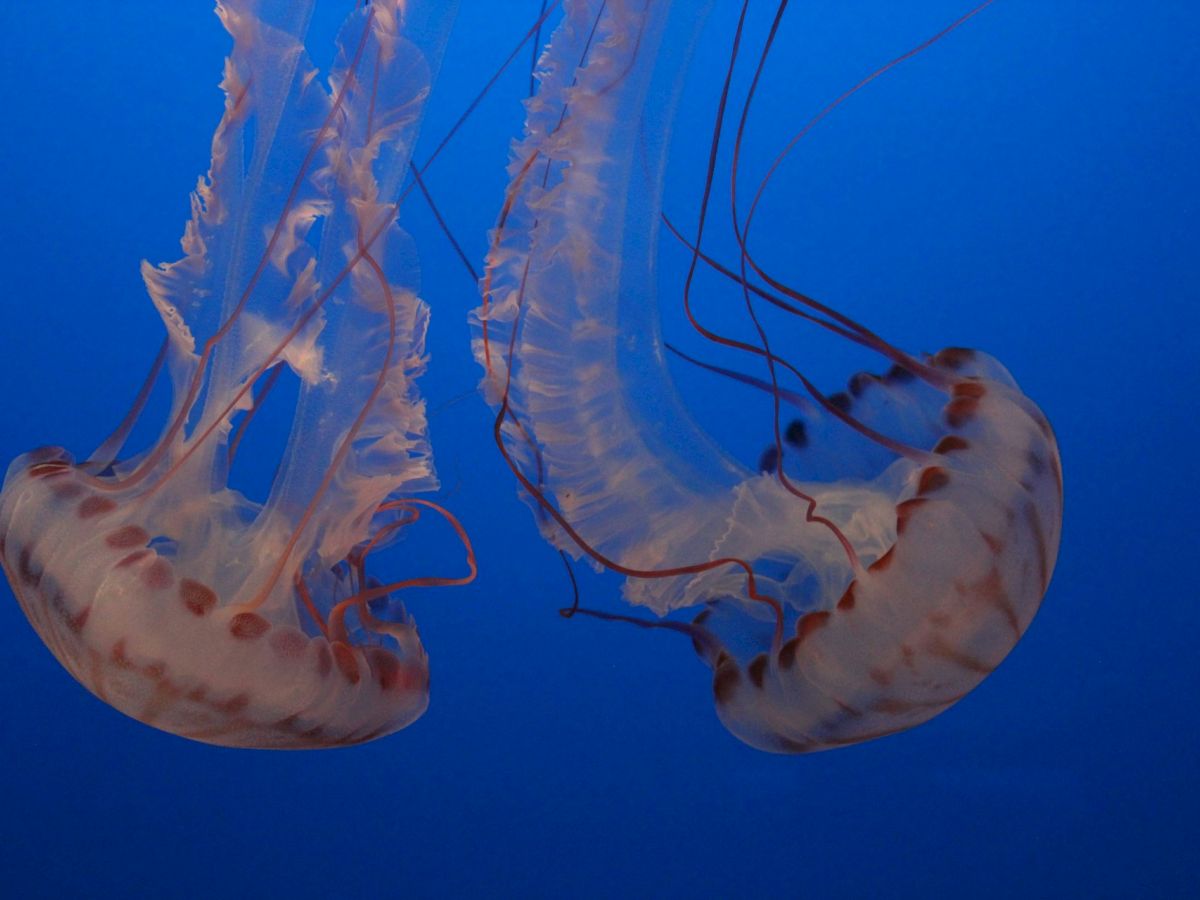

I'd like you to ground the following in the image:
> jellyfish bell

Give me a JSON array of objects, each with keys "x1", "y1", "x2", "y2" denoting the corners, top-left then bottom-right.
[
  {"x1": 0, "y1": 0, "x2": 471, "y2": 748},
  {"x1": 475, "y1": 0, "x2": 1062, "y2": 752},
  {"x1": 0, "y1": 446, "x2": 432, "y2": 749}
]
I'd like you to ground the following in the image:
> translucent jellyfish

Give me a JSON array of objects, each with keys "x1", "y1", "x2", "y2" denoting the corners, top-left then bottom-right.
[
  {"x1": 474, "y1": 0, "x2": 1062, "y2": 752},
  {"x1": 0, "y1": 0, "x2": 473, "y2": 748}
]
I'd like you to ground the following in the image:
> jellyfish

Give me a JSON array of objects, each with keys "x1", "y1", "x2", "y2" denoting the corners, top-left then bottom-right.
[
  {"x1": 474, "y1": 0, "x2": 1062, "y2": 752},
  {"x1": 0, "y1": 0, "x2": 475, "y2": 748}
]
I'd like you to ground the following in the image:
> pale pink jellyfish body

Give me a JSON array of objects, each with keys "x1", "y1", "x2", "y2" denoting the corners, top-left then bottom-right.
[
  {"x1": 0, "y1": 0, "x2": 471, "y2": 748},
  {"x1": 475, "y1": 0, "x2": 1062, "y2": 752}
]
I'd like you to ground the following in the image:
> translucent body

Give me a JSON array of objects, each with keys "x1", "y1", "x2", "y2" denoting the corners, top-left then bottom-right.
[
  {"x1": 0, "y1": 0, "x2": 459, "y2": 748},
  {"x1": 475, "y1": 0, "x2": 1063, "y2": 752}
]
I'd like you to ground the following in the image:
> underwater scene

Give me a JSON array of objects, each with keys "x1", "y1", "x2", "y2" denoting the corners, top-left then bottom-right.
[{"x1": 0, "y1": 1, "x2": 1194, "y2": 896}]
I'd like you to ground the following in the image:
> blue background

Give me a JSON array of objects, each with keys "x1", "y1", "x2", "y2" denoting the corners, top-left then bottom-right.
[{"x1": 0, "y1": 1, "x2": 1195, "y2": 897}]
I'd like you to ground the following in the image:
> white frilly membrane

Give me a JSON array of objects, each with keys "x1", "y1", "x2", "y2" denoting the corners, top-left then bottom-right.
[
  {"x1": 0, "y1": 0, "x2": 461, "y2": 747},
  {"x1": 474, "y1": 0, "x2": 1062, "y2": 752}
]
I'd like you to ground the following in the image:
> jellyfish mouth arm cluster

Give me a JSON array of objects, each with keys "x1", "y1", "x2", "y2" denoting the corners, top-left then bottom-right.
[
  {"x1": 474, "y1": 0, "x2": 1063, "y2": 753},
  {"x1": 0, "y1": 0, "x2": 468, "y2": 748}
]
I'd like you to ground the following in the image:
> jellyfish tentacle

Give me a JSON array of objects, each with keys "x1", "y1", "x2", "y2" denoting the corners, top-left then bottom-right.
[
  {"x1": 225, "y1": 361, "x2": 286, "y2": 466},
  {"x1": 664, "y1": 341, "x2": 816, "y2": 417},
  {"x1": 662, "y1": 214, "x2": 866, "y2": 346},
  {"x1": 731, "y1": 0, "x2": 1001, "y2": 393},
  {"x1": 83, "y1": 338, "x2": 170, "y2": 476},
  {"x1": 410, "y1": 0, "x2": 564, "y2": 185},
  {"x1": 293, "y1": 571, "x2": 331, "y2": 640},
  {"x1": 693, "y1": 0, "x2": 996, "y2": 509},
  {"x1": 328, "y1": 499, "x2": 477, "y2": 648},
  {"x1": 659, "y1": 0, "x2": 878, "y2": 572}
]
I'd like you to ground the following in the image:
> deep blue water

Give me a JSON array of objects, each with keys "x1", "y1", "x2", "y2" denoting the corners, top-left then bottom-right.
[{"x1": 0, "y1": 2, "x2": 1195, "y2": 897}]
